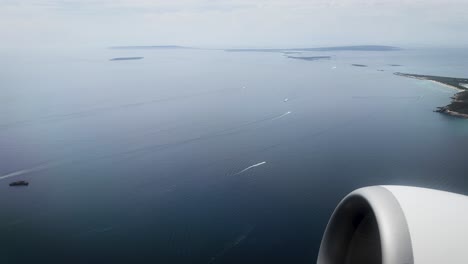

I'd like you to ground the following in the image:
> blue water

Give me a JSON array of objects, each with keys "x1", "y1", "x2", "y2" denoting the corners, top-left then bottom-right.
[{"x1": 1, "y1": 47, "x2": 468, "y2": 263}]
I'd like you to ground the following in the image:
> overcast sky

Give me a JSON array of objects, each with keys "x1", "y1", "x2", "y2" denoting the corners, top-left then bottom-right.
[{"x1": 1, "y1": 0, "x2": 468, "y2": 49}]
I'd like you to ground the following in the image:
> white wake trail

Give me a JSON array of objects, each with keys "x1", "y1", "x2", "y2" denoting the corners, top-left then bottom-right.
[
  {"x1": 234, "y1": 161, "x2": 266, "y2": 175},
  {"x1": 271, "y1": 111, "x2": 291, "y2": 121},
  {"x1": 0, "y1": 161, "x2": 62, "y2": 181}
]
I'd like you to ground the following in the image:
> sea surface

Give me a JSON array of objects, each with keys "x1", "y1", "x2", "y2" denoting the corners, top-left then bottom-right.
[{"x1": 1, "y1": 47, "x2": 468, "y2": 263}]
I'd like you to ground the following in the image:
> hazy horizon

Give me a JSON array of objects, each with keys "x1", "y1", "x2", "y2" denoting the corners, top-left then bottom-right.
[{"x1": 2, "y1": 0, "x2": 468, "y2": 50}]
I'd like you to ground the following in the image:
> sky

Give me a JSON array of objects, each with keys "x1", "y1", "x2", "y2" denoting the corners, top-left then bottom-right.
[{"x1": 1, "y1": 0, "x2": 468, "y2": 49}]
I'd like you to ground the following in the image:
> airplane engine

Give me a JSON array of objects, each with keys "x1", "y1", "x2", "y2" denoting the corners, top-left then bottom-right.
[{"x1": 317, "y1": 185, "x2": 468, "y2": 264}]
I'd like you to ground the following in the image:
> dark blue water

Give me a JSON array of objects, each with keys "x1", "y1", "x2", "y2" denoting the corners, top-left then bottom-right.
[{"x1": 1, "y1": 47, "x2": 468, "y2": 263}]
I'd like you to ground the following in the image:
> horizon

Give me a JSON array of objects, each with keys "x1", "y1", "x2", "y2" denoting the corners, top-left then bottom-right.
[{"x1": 2, "y1": 1, "x2": 468, "y2": 50}]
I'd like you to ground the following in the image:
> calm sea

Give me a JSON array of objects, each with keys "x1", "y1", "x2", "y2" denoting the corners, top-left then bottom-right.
[{"x1": 1, "y1": 47, "x2": 468, "y2": 263}]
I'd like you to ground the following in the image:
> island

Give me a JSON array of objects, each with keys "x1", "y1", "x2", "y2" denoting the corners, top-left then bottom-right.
[
  {"x1": 110, "y1": 45, "x2": 191, "y2": 50},
  {"x1": 287, "y1": 56, "x2": 331, "y2": 61},
  {"x1": 352, "y1": 64, "x2": 368, "y2": 67},
  {"x1": 395, "y1": 72, "x2": 468, "y2": 118},
  {"x1": 110, "y1": 57, "x2": 144, "y2": 61},
  {"x1": 225, "y1": 45, "x2": 401, "y2": 53}
]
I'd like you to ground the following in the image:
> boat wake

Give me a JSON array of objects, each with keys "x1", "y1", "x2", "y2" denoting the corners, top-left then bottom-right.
[
  {"x1": 234, "y1": 161, "x2": 266, "y2": 175},
  {"x1": 208, "y1": 226, "x2": 254, "y2": 263},
  {"x1": 270, "y1": 111, "x2": 291, "y2": 121},
  {"x1": 0, "y1": 161, "x2": 63, "y2": 181},
  {"x1": 114, "y1": 111, "x2": 293, "y2": 159},
  {"x1": 0, "y1": 87, "x2": 234, "y2": 131}
]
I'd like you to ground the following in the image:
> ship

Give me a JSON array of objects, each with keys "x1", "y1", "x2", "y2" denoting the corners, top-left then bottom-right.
[{"x1": 9, "y1": 180, "x2": 29, "y2": 187}]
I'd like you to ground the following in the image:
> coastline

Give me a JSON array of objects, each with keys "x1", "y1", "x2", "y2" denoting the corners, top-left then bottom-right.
[
  {"x1": 428, "y1": 80, "x2": 462, "y2": 91},
  {"x1": 395, "y1": 72, "x2": 468, "y2": 118},
  {"x1": 442, "y1": 109, "x2": 468, "y2": 118}
]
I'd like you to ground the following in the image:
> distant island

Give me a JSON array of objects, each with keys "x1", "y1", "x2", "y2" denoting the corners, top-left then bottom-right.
[
  {"x1": 225, "y1": 45, "x2": 401, "y2": 53},
  {"x1": 110, "y1": 45, "x2": 192, "y2": 50},
  {"x1": 352, "y1": 64, "x2": 368, "y2": 67},
  {"x1": 110, "y1": 57, "x2": 144, "y2": 61},
  {"x1": 287, "y1": 56, "x2": 331, "y2": 61},
  {"x1": 395, "y1": 72, "x2": 468, "y2": 118},
  {"x1": 108, "y1": 45, "x2": 401, "y2": 53},
  {"x1": 297, "y1": 45, "x2": 401, "y2": 51}
]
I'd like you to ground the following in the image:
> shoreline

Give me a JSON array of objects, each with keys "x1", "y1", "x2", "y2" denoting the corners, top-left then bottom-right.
[
  {"x1": 428, "y1": 80, "x2": 463, "y2": 91},
  {"x1": 394, "y1": 72, "x2": 468, "y2": 119}
]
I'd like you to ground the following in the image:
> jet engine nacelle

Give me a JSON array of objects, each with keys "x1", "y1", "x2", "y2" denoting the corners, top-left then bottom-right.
[{"x1": 317, "y1": 185, "x2": 468, "y2": 264}]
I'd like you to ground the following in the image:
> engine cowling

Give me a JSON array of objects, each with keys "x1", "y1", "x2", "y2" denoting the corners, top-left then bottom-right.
[{"x1": 317, "y1": 185, "x2": 468, "y2": 264}]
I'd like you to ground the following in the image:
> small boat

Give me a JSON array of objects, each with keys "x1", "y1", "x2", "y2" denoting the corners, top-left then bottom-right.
[{"x1": 9, "y1": 180, "x2": 29, "y2": 187}]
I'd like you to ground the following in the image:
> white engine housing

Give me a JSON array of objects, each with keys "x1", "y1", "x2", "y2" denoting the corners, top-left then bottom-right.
[{"x1": 317, "y1": 185, "x2": 468, "y2": 264}]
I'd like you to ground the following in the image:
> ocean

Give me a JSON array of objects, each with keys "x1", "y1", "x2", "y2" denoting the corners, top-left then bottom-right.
[{"x1": 1, "y1": 47, "x2": 468, "y2": 263}]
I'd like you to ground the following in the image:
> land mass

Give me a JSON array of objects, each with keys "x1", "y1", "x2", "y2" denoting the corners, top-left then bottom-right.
[
  {"x1": 395, "y1": 72, "x2": 468, "y2": 118},
  {"x1": 110, "y1": 45, "x2": 192, "y2": 50},
  {"x1": 109, "y1": 45, "x2": 400, "y2": 53},
  {"x1": 352, "y1": 64, "x2": 368, "y2": 67},
  {"x1": 287, "y1": 56, "x2": 331, "y2": 61},
  {"x1": 225, "y1": 45, "x2": 401, "y2": 53},
  {"x1": 110, "y1": 57, "x2": 144, "y2": 61}
]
